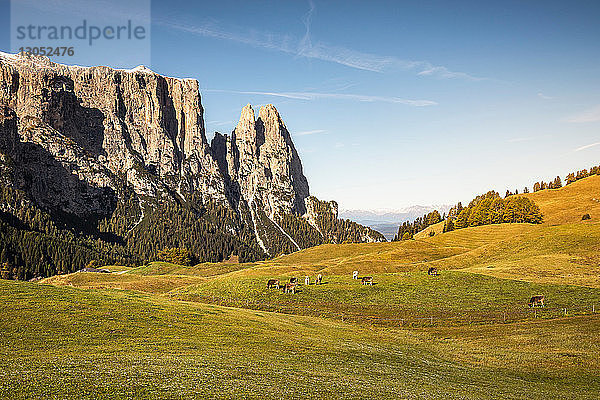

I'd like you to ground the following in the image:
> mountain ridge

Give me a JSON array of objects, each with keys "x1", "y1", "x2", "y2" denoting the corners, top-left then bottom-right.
[{"x1": 0, "y1": 52, "x2": 384, "y2": 279}]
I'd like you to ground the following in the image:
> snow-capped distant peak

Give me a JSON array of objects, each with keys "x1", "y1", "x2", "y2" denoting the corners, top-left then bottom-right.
[{"x1": 339, "y1": 204, "x2": 453, "y2": 224}]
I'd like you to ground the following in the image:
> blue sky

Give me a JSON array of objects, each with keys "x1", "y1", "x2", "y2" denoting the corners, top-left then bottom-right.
[{"x1": 2, "y1": 0, "x2": 600, "y2": 210}]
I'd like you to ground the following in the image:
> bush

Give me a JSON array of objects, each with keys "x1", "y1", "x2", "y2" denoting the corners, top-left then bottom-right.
[
  {"x1": 582, "y1": 213, "x2": 591, "y2": 221},
  {"x1": 156, "y1": 248, "x2": 192, "y2": 266}
]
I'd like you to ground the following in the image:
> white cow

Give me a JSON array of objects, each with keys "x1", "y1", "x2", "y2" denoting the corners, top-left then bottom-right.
[
  {"x1": 305, "y1": 276, "x2": 310, "y2": 285},
  {"x1": 352, "y1": 271, "x2": 359, "y2": 280}
]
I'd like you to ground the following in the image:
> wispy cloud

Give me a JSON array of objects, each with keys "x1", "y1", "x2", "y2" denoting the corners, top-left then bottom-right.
[
  {"x1": 575, "y1": 142, "x2": 600, "y2": 152},
  {"x1": 156, "y1": 2, "x2": 482, "y2": 80},
  {"x1": 204, "y1": 89, "x2": 437, "y2": 107},
  {"x1": 565, "y1": 105, "x2": 600, "y2": 123},
  {"x1": 295, "y1": 129, "x2": 327, "y2": 136},
  {"x1": 508, "y1": 137, "x2": 534, "y2": 143},
  {"x1": 207, "y1": 120, "x2": 235, "y2": 126},
  {"x1": 537, "y1": 92, "x2": 554, "y2": 100}
]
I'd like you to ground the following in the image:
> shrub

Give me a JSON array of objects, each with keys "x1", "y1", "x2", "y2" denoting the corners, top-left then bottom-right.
[
  {"x1": 156, "y1": 248, "x2": 192, "y2": 266},
  {"x1": 582, "y1": 213, "x2": 591, "y2": 221}
]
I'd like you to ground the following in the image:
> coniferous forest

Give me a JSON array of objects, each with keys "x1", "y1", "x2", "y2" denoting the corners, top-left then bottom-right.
[{"x1": 0, "y1": 184, "x2": 385, "y2": 280}]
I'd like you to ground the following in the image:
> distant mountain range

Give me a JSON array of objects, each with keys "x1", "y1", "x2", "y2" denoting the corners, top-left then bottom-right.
[{"x1": 339, "y1": 205, "x2": 453, "y2": 240}]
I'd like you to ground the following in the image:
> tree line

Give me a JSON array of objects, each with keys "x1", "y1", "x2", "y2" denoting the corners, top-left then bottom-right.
[
  {"x1": 394, "y1": 163, "x2": 600, "y2": 241},
  {"x1": 445, "y1": 191, "x2": 542, "y2": 232},
  {"x1": 393, "y1": 210, "x2": 442, "y2": 241},
  {"x1": 506, "y1": 164, "x2": 600, "y2": 195},
  {"x1": 394, "y1": 192, "x2": 543, "y2": 241}
]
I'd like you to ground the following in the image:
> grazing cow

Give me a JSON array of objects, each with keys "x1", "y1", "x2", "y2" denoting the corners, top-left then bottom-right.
[
  {"x1": 428, "y1": 267, "x2": 439, "y2": 276},
  {"x1": 352, "y1": 271, "x2": 359, "y2": 280},
  {"x1": 361, "y1": 276, "x2": 373, "y2": 286},
  {"x1": 282, "y1": 283, "x2": 297, "y2": 294},
  {"x1": 266, "y1": 279, "x2": 280, "y2": 289},
  {"x1": 305, "y1": 276, "x2": 310, "y2": 285},
  {"x1": 290, "y1": 277, "x2": 298, "y2": 284},
  {"x1": 528, "y1": 295, "x2": 545, "y2": 308},
  {"x1": 316, "y1": 274, "x2": 323, "y2": 285}
]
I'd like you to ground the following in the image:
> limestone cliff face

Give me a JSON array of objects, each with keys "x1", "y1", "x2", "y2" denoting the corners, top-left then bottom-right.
[
  {"x1": 0, "y1": 52, "x2": 384, "y2": 269},
  {"x1": 212, "y1": 104, "x2": 309, "y2": 219},
  {"x1": 0, "y1": 105, "x2": 17, "y2": 156},
  {"x1": 0, "y1": 52, "x2": 224, "y2": 204}
]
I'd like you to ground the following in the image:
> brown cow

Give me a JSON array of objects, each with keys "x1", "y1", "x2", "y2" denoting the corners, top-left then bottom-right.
[
  {"x1": 361, "y1": 276, "x2": 373, "y2": 286},
  {"x1": 428, "y1": 267, "x2": 439, "y2": 276},
  {"x1": 282, "y1": 283, "x2": 297, "y2": 294},
  {"x1": 528, "y1": 295, "x2": 545, "y2": 308},
  {"x1": 289, "y1": 277, "x2": 298, "y2": 284},
  {"x1": 266, "y1": 279, "x2": 280, "y2": 289}
]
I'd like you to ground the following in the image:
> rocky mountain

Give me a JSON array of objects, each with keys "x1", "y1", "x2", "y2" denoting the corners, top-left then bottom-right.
[{"x1": 0, "y1": 52, "x2": 384, "y2": 279}]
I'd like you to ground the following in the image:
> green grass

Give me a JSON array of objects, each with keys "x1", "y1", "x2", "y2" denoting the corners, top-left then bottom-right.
[
  {"x1": 6, "y1": 175, "x2": 600, "y2": 398},
  {"x1": 129, "y1": 261, "x2": 255, "y2": 277},
  {"x1": 1, "y1": 280, "x2": 599, "y2": 399},
  {"x1": 41, "y1": 268, "x2": 207, "y2": 294},
  {"x1": 429, "y1": 223, "x2": 600, "y2": 287},
  {"x1": 170, "y1": 270, "x2": 600, "y2": 325}
]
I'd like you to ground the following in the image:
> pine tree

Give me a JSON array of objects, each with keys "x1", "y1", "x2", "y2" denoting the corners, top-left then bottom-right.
[
  {"x1": 553, "y1": 176, "x2": 562, "y2": 188},
  {"x1": 454, "y1": 209, "x2": 470, "y2": 229},
  {"x1": 443, "y1": 218, "x2": 455, "y2": 233}
]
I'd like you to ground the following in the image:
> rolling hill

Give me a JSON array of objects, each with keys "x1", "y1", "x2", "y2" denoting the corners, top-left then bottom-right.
[
  {"x1": 1, "y1": 280, "x2": 599, "y2": 399},
  {"x1": 524, "y1": 174, "x2": 600, "y2": 225},
  {"x1": 8, "y1": 174, "x2": 600, "y2": 399}
]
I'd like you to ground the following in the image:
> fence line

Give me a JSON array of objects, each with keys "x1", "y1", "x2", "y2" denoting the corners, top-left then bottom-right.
[{"x1": 174, "y1": 293, "x2": 597, "y2": 327}]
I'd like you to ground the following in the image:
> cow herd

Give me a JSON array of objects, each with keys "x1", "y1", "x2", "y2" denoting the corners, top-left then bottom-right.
[
  {"x1": 266, "y1": 273, "x2": 324, "y2": 294},
  {"x1": 266, "y1": 270, "x2": 547, "y2": 307},
  {"x1": 266, "y1": 271, "x2": 375, "y2": 294}
]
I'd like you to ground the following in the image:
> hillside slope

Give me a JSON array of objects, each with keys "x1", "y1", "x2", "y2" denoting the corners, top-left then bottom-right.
[
  {"x1": 1, "y1": 280, "x2": 598, "y2": 399},
  {"x1": 524, "y1": 175, "x2": 600, "y2": 225},
  {"x1": 247, "y1": 177, "x2": 600, "y2": 287}
]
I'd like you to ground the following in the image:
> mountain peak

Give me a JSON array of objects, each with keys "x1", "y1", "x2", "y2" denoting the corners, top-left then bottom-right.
[{"x1": 258, "y1": 103, "x2": 280, "y2": 121}]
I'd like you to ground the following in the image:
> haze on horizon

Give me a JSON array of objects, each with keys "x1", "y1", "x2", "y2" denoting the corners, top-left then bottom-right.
[{"x1": 2, "y1": 0, "x2": 599, "y2": 211}]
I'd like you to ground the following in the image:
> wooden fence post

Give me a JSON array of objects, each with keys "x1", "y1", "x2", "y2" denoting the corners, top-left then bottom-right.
[
  {"x1": 593, "y1": 305, "x2": 596, "y2": 313},
  {"x1": 503, "y1": 312, "x2": 506, "y2": 323},
  {"x1": 534, "y1": 309, "x2": 537, "y2": 318}
]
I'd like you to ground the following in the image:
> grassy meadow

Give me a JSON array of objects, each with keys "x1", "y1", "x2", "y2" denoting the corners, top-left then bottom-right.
[
  {"x1": 1, "y1": 280, "x2": 599, "y2": 399},
  {"x1": 3, "y1": 176, "x2": 600, "y2": 398}
]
